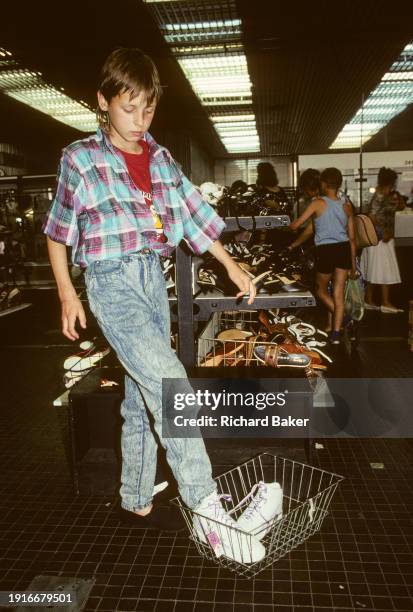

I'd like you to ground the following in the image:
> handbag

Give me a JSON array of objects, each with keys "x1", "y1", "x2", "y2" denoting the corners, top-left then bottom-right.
[{"x1": 354, "y1": 214, "x2": 378, "y2": 248}]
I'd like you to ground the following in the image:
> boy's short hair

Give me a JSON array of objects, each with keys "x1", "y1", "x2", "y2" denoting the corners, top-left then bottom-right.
[
  {"x1": 320, "y1": 167, "x2": 342, "y2": 190},
  {"x1": 97, "y1": 48, "x2": 162, "y2": 126},
  {"x1": 299, "y1": 168, "x2": 320, "y2": 193},
  {"x1": 377, "y1": 167, "x2": 398, "y2": 188}
]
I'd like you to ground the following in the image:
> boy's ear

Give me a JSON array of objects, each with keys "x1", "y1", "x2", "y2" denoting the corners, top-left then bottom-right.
[{"x1": 97, "y1": 91, "x2": 109, "y2": 111}]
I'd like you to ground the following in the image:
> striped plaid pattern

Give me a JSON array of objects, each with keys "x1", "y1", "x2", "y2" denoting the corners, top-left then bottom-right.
[{"x1": 43, "y1": 128, "x2": 225, "y2": 267}]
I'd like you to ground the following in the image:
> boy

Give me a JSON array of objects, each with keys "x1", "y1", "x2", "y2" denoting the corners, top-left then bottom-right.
[
  {"x1": 290, "y1": 167, "x2": 357, "y2": 344},
  {"x1": 43, "y1": 49, "x2": 263, "y2": 560}
]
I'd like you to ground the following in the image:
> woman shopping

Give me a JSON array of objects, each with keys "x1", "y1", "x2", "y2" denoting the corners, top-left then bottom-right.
[{"x1": 361, "y1": 167, "x2": 405, "y2": 313}]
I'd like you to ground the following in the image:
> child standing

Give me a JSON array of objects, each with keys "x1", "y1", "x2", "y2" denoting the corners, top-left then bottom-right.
[
  {"x1": 290, "y1": 167, "x2": 357, "y2": 344},
  {"x1": 43, "y1": 48, "x2": 264, "y2": 561}
]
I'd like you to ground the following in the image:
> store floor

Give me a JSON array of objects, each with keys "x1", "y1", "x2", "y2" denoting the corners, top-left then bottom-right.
[{"x1": 1, "y1": 296, "x2": 413, "y2": 612}]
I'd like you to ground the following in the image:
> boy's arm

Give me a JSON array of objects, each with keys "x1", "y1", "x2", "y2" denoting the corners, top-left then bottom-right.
[
  {"x1": 207, "y1": 240, "x2": 256, "y2": 305},
  {"x1": 47, "y1": 237, "x2": 86, "y2": 341},
  {"x1": 344, "y1": 203, "x2": 358, "y2": 279},
  {"x1": 288, "y1": 222, "x2": 313, "y2": 251},
  {"x1": 290, "y1": 201, "x2": 317, "y2": 231}
]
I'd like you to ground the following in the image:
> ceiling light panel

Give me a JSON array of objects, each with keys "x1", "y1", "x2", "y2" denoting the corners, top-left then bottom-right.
[
  {"x1": 0, "y1": 48, "x2": 97, "y2": 132},
  {"x1": 144, "y1": 0, "x2": 261, "y2": 155},
  {"x1": 330, "y1": 39, "x2": 413, "y2": 149}
]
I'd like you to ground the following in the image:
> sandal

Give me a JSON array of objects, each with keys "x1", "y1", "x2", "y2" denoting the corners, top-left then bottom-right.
[
  {"x1": 254, "y1": 345, "x2": 311, "y2": 368},
  {"x1": 277, "y1": 342, "x2": 328, "y2": 370},
  {"x1": 217, "y1": 329, "x2": 253, "y2": 341}
]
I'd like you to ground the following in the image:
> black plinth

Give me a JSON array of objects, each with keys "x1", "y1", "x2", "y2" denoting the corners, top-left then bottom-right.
[{"x1": 68, "y1": 367, "x2": 124, "y2": 495}]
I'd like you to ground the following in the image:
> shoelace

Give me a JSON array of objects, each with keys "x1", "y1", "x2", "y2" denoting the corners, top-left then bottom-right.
[
  {"x1": 202, "y1": 494, "x2": 234, "y2": 525},
  {"x1": 229, "y1": 483, "x2": 267, "y2": 521}
]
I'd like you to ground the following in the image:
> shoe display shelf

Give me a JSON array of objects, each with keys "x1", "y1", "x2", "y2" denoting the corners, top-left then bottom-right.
[{"x1": 175, "y1": 215, "x2": 316, "y2": 368}]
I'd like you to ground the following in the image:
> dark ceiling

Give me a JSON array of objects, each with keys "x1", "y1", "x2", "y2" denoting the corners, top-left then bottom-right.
[{"x1": 1, "y1": 0, "x2": 413, "y2": 170}]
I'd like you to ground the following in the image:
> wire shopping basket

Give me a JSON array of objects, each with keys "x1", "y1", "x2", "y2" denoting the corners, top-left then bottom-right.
[{"x1": 172, "y1": 453, "x2": 344, "y2": 578}]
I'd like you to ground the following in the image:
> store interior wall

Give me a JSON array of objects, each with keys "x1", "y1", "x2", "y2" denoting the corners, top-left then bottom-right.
[
  {"x1": 189, "y1": 137, "x2": 214, "y2": 186},
  {"x1": 214, "y1": 156, "x2": 293, "y2": 187}
]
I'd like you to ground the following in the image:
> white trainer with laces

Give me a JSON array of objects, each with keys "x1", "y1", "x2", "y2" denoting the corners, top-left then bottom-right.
[
  {"x1": 193, "y1": 490, "x2": 266, "y2": 564},
  {"x1": 235, "y1": 481, "x2": 283, "y2": 540}
]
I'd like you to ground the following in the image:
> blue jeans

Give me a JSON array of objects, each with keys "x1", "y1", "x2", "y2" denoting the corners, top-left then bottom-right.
[{"x1": 84, "y1": 250, "x2": 216, "y2": 511}]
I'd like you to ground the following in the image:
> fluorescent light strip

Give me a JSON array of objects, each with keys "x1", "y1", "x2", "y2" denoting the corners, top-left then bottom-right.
[
  {"x1": 164, "y1": 19, "x2": 241, "y2": 31},
  {"x1": 212, "y1": 114, "x2": 255, "y2": 122},
  {"x1": 0, "y1": 51, "x2": 96, "y2": 132},
  {"x1": 203, "y1": 98, "x2": 252, "y2": 106},
  {"x1": 330, "y1": 39, "x2": 413, "y2": 149},
  {"x1": 144, "y1": 4, "x2": 261, "y2": 154},
  {"x1": 172, "y1": 43, "x2": 243, "y2": 56},
  {"x1": 213, "y1": 112, "x2": 259, "y2": 152}
]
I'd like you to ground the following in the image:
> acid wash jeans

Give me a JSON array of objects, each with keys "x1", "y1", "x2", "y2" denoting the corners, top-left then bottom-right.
[{"x1": 84, "y1": 250, "x2": 216, "y2": 511}]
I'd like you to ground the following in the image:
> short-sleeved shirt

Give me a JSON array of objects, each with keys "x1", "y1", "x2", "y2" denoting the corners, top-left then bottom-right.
[
  {"x1": 42, "y1": 128, "x2": 225, "y2": 267},
  {"x1": 366, "y1": 191, "x2": 397, "y2": 233}
]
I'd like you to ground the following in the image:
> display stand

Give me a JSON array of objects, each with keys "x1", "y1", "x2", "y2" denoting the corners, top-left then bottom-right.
[
  {"x1": 175, "y1": 215, "x2": 316, "y2": 368},
  {"x1": 175, "y1": 215, "x2": 318, "y2": 464}
]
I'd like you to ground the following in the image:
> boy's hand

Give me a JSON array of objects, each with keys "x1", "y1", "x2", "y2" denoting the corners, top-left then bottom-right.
[
  {"x1": 227, "y1": 263, "x2": 256, "y2": 305},
  {"x1": 61, "y1": 295, "x2": 87, "y2": 341},
  {"x1": 348, "y1": 269, "x2": 359, "y2": 280}
]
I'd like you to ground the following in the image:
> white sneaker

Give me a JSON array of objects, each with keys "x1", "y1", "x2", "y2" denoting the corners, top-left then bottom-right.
[
  {"x1": 235, "y1": 481, "x2": 283, "y2": 540},
  {"x1": 193, "y1": 490, "x2": 266, "y2": 564}
]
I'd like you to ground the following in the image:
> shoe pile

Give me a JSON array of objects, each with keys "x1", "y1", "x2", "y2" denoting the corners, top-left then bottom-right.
[
  {"x1": 192, "y1": 481, "x2": 283, "y2": 564},
  {"x1": 213, "y1": 183, "x2": 292, "y2": 218},
  {"x1": 200, "y1": 309, "x2": 332, "y2": 373},
  {"x1": 197, "y1": 244, "x2": 309, "y2": 296}
]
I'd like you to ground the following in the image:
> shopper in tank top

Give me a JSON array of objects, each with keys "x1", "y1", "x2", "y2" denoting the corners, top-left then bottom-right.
[{"x1": 290, "y1": 167, "x2": 357, "y2": 344}]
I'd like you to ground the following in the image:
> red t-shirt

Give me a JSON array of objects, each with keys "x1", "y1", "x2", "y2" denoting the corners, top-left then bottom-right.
[
  {"x1": 119, "y1": 140, "x2": 152, "y2": 206},
  {"x1": 117, "y1": 141, "x2": 166, "y2": 243}
]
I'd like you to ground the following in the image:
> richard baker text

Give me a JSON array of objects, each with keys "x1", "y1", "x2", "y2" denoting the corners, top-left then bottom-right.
[{"x1": 173, "y1": 415, "x2": 309, "y2": 428}]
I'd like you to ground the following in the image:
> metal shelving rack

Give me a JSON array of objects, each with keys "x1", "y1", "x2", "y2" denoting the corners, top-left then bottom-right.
[{"x1": 175, "y1": 215, "x2": 316, "y2": 367}]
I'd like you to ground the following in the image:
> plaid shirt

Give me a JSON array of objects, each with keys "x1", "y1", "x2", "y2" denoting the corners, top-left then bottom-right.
[{"x1": 43, "y1": 128, "x2": 225, "y2": 267}]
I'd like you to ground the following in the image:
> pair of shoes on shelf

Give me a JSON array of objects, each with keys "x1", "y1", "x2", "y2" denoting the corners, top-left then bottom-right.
[{"x1": 193, "y1": 482, "x2": 283, "y2": 564}]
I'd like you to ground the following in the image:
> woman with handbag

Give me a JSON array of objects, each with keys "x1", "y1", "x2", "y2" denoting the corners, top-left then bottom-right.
[{"x1": 360, "y1": 167, "x2": 405, "y2": 313}]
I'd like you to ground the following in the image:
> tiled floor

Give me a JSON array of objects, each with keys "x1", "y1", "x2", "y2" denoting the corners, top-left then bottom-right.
[{"x1": 1, "y1": 295, "x2": 413, "y2": 611}]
